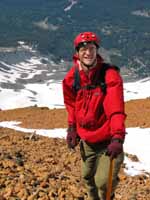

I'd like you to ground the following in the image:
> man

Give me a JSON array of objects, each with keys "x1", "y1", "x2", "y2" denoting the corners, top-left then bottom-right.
[{"x1": 62, "y1": 32, "x2": 126, "y2": 200}]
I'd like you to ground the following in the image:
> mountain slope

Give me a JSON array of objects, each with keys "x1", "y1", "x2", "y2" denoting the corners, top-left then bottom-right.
[
  {"x1": 0, "y1": 98, "x2": 150, "y2": 199},
  {"x1": 0, "y1": 0, "x2": 150, "y2": 79}
]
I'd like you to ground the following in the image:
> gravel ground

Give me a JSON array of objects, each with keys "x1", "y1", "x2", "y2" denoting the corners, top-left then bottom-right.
[{"x1": 0, "y1": 98, "x2": 150, "y2": 200}]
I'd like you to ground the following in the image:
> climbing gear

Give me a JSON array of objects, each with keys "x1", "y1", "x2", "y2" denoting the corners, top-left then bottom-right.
[
  {"x1": 66, "y1": 124, "x2": 79, "y2": 149},
  {"x1": 106, "y1": 158, "x2": 114, "y2": 200},
  {"x1": 74, "y1": 32, "x2": 100, "y2": 50},
  {"x1": 73, "y1": 63, "x2": 119, "y2": 94},
  {"x1": 107, "y1": 139, "x2": 123, "y2": 159}
]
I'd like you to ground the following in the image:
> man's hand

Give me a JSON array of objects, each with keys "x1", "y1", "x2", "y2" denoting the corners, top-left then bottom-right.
[
  {"x1": 107, "y1": 138, "x2": 123, "y2": 159},
  {"x1": 66, "y1": 125, "x2": 80, "y2": 149}
]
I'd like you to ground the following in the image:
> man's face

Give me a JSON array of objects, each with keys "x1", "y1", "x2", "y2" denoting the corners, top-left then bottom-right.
[{"x1": 77, "y1": 43, "x2": 97, "y2": 67}]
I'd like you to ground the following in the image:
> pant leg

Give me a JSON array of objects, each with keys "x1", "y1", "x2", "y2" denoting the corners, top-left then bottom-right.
[
  {"x1": 80, "y1": 141, "x2": 100, "y2": 200},
  {"x1": 94, "y1": 152, "x2": 124, "y2": 200}
]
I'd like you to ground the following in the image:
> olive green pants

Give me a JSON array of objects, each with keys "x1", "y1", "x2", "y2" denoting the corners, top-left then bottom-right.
[{"x1": 80, "y1": 141, "x2": 124, "y2": 200}]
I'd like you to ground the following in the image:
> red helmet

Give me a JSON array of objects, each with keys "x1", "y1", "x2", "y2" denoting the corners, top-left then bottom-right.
[{"x1": 74, "y1": 32, "x2": 100, "y2": 49}]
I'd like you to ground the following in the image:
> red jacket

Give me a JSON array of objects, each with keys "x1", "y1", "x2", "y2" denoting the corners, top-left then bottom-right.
[{"x1": 63, "y1": 54, "x2": 126, "y2": 143}]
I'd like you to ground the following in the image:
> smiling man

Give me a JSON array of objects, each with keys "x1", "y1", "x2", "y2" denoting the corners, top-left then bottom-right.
[
  {"x1": 62, "y1": 32, "x2": 126, "y2": 200},
  {"x1": 77, "y1": 42, "x2": 97, "y2": 67}
]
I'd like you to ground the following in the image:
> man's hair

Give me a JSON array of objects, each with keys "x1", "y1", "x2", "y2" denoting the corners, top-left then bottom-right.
[{"x1": 76, "y1": 41, "x2": 99, "y2": 52}]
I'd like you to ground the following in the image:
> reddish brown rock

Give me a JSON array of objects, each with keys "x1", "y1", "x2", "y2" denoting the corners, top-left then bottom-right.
[{"x1": 0, "y1": 98, "x2": 150, "y2": 199}]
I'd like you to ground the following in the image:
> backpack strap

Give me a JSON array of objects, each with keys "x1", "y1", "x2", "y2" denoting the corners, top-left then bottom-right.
[
  {"x1": 98, "y1": 63, "x2": 120, "y2": 94},
  {"x1": 72, "y1": 66, "x2": 81, "y2": 92},
  {"x1": 72, "y1": 63, "x2": 119, "y2": 94}
]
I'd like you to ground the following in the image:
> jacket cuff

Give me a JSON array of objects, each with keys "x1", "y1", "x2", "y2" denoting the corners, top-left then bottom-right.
[
  {"x1": 68, "y1": 123, "x2": 76, "y2": 128},
  {"x1": 111, "y1": 137, "x2": 124, "y2": 144}
]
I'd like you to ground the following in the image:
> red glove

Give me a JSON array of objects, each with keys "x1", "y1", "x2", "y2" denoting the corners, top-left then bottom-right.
[
  {"x1": 107, "y1": 138, "x2": 123, "y2": 159},
  {"x1": 66, "y1": 125, "x2": 80, "y2": 149}
]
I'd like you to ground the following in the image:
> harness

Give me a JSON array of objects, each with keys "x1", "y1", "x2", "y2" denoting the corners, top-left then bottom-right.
[{"x1": 73, "y1": 63, "x2": 119, "y2": 94}]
